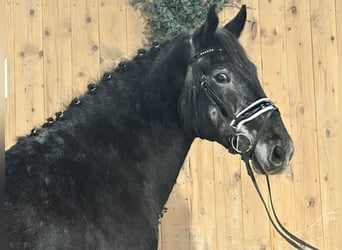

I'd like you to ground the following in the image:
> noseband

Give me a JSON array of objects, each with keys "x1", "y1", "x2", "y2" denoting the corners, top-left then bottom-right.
[{"x1": 189, "y1": 42, "x2": 318, "y2": 250}]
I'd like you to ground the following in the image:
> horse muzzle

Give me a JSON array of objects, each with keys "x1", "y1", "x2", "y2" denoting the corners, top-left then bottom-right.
[
  {"x1": 227, "y1": 99, "x2": 294, "y2": 175},
  {"x1": 252, "y1": 134, "x2": 294, "y2": 175}
]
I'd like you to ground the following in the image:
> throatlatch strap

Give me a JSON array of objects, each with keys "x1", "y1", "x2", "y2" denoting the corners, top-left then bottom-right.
[{"x1": 241, "y1": 154, "x2": 319, "y2": 250}]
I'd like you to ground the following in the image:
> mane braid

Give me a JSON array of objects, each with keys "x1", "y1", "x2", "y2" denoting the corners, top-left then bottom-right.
[{"x1": 21, "y1": 34, "x2": 188, "y2": 139}]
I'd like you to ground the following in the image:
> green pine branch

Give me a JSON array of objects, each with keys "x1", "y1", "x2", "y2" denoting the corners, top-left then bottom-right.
[{"x1": 130, "y1": 0, "x2": 230, "y2": 42}]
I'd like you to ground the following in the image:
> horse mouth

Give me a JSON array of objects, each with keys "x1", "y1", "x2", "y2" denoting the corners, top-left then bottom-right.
[{"x1": 251, "y1": 155, "x2": 285, "y2": 175}]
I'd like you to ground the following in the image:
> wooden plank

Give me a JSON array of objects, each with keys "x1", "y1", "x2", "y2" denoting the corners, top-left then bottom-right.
[
  {"x1": 211, "y1": 4, "x2": 247, "y2": 249},
  {"x1": 336, "y1": 2, "x2": 342, "y2": 247},
  {"x1": 42, "y1": 0, "x2": 72, "y2": 119},
  {"x1": 125, "y1": 3, "x2": 145, "y2": 57},
  {"x1": 212, "y1": 141, "x2": 243, "y2": 249},
  {"x1": 263, "y1": 0, "x2": 325, "y2": 247},
  {"x1": 57, "y1": 0, "x2": 73, "y2": 110},
  {"x1": 283, "y1": 1, "x2": 324, "y2": 248},
  {"x1": 239, "y1": 1, "x2": 275, "y2": 248},
  {"x1": 309, "y1": 0, "x2": 339, "y2": 248},
  {"x1": 98, "y1": 0, "x2": 127, "y2": 72},
  {"x1": 216, "y1": 2, "x2": 272, "y2": 248},
  {"x1": 124, "y1": 4, "x2": 190, "y2": 249},
  {"x1": 0, "y1": 0, "x2": 4, "y2": 152},
  {"x1": 240, "y1": 0, "x2": 274, "y2": 248},
  {"x1": 160, "y1": 156, "x2": 190, "y2": 250},
  {"x1": 70, "y1": 0, "x2": 100, "y2": 96},
  {"x1": 1, "y1": 3, "x2": 5, "y2": 246},
  {"x1": 215, "y1": 6, "x2": 235, "y2": 249},
  {"x1": 187, "y1": 139, "x2": 217, "y2": 250},
  {"x1": 42, "y1": 0, "x2": 59, "y2": 118},
  {"x1": 13, "y1": 0, "x2": 45, "y2": 137},
  {"x1": 5, "y1": 0, "x2": 16, "y2": 148},
  {"x1": 258, "y1": 1, "x2": 317, "y2": 249}
]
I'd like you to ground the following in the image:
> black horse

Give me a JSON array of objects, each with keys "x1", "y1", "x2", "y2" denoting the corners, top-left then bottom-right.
[{"x1": 5, "y1": 5, "x2": 294, "y2": 250}]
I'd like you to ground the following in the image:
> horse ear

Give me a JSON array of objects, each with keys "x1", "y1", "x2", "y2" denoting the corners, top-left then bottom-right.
[
  {"x1": 195, "y1": 5, "x2": 219, "y2": 47},
  {"x1": 224, "y1": 5, "x2": 247, "y2": 38}
]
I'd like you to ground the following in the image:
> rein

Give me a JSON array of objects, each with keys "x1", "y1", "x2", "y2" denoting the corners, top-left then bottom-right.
[{"x1": 189, "y1": 44, "x2": 318, "y2": 249}]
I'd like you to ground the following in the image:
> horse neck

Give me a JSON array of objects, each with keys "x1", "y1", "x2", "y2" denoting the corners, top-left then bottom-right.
[
  {"x1": 74, "y1": 37, "x2": 193, "y2": 215},
  {"x1": 138, "y1": 125, "x2": 192, "y2": 215},
  {"x1": 131, "y1": 37, "x2": 194, "y2": 211},
  {"x1": 137, "y1": 37, "x2": 191, "y2": 122}
]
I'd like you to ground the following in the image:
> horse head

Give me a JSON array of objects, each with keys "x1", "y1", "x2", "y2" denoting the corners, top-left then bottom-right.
[{"x1": 179, "y1": 5, "x2": 294, "y2": 175}]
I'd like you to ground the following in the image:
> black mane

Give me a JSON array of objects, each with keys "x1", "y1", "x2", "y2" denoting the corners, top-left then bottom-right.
[{"x1": 13, "y1": 33, "x2": 191, "y2": 147}]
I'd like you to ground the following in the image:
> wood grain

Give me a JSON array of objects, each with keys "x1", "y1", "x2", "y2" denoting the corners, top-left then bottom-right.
[
  {"x1": 5, "y1": 0, "x2": 16, "y2": 147},
  {"x1": 284, "y1": 1, "x2": 323, "y2": 248},
  {"x1": 309, "y1": 0, "x2": 339, "y2": 248},
  {"x1": 42, "y1": 0, "x2": 72, "y2": 118},
  {"x1": 99, "y1": 0, "x2": 127, "y2": 72},
  {"x1": 13, "y1": 0, "x2": 45, "y2": 136},
  {"x1": 71, "y1": 0, "x2": 100, "y2": 95}
]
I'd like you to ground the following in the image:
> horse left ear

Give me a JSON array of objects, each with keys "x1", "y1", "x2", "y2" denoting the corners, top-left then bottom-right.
[
  {"x1": 194, "y1": 5, "x2": 219, "y2": 47},
  {"x1": 224, "y1": 5, "x2": 247, "y2": 38}
]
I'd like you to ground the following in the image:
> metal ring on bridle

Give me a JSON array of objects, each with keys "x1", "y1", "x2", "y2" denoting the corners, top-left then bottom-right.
[{"x1": 230, "y1": 133, "x2": 253, "y2": 154}]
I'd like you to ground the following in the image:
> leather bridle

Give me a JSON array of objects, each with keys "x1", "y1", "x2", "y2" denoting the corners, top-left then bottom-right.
[{"x1": 189, "y1": 43, "x2": 319, "y2": 250}]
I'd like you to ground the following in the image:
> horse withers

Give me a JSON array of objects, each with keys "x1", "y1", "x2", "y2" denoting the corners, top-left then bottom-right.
[{"x1": 5, "y1": 5, "x2": 293, "y2": 249}]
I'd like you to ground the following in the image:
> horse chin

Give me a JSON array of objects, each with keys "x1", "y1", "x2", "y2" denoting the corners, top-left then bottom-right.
[
  {"x1": 251, "y1": 155, "x2": 285, "y2": 175},
  {"x1": 250, "y1": 157, "x2": 266, "y2": 175}
]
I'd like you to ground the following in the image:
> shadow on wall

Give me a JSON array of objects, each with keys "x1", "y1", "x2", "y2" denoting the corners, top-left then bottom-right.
[{"x1": 159, "y1": 139, "x2": 244, "y2": 250}]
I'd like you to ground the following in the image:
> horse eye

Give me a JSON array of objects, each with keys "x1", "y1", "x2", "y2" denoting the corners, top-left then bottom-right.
[{"x1": 215, "y1": 73, "x2": 230, "y2": 83}]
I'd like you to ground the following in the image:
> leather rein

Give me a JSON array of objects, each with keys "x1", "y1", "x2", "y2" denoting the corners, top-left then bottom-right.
[{"x1": 189, "y1": 44, "x2": 318, "y2": 250}]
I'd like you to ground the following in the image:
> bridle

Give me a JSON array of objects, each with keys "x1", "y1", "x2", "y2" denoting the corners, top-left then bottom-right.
[
  {"x1": 189, "y1": 43, "x2": 318, "y2": 250},
  {"x1": 189, "y1": 45, "x2": 278, "y2": 157}
]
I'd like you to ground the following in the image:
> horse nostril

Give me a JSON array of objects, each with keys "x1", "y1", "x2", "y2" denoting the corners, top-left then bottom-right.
[{"x1": 270, "y1": 145, "x2": 285, "y2": 166}]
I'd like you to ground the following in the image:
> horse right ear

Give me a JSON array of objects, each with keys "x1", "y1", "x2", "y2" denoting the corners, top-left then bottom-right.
[
  {"x1": 224, "y1": 5, "x2": 247, "y2": 38},
  {"x1": 193, "y1": 5, "x2": 219, "y2": 47}
]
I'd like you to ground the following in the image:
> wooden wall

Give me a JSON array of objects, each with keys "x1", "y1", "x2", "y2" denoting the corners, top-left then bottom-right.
[{"x1": 4, "y1": 0, "x2": 339, "y2": 249}]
